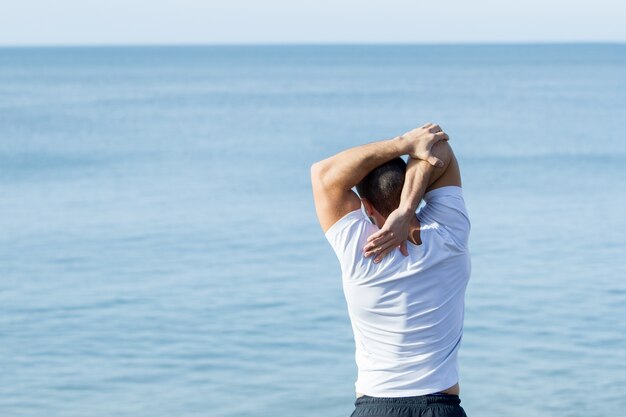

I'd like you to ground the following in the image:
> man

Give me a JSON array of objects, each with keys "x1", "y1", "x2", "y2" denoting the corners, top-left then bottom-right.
[{"x1": 310, "y1": 123, "x2": 470, "y2": 417}]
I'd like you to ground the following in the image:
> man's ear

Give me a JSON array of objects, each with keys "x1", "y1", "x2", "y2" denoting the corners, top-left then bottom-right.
[
  {"x1": 360, "y1": 198, "x2": 373, "y2": 216},
  {"x1": 360, "y1": 198, "x2": 377, "y2": 225}
]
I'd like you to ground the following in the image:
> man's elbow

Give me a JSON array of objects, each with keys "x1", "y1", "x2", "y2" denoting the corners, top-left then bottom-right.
[
  {"x1": 310, "y1": 161, "x2": 328, "y2": 184},
  {"x1": 311, "y1": 160, "x2": 339, "y2": 195},
  {"x1": 431, "y1": 140, "x2": 454, "y2": 167}
]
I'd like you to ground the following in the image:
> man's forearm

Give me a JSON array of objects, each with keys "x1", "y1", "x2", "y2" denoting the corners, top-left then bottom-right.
[
  {"x1": 312, "y1": 136, "x2": 409, "y2": 191},
  {"x1": 396, "y1": 158, "x2": 436, "y2": 215},
  {"x1": 397, "y1": 141, "x2": 452, "y2": 215}
]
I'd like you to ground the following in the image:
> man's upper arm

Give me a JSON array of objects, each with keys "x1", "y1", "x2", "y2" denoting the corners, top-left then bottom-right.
[
  {"x1": 423, "y1": 141, "x2": 462, "y2": 193},
  {"x1": 418, "y1": 144, "x2": 469, "y2": 249},
  {"x1": 310, "y1": 162, "x2": 362, "y2": 233}
]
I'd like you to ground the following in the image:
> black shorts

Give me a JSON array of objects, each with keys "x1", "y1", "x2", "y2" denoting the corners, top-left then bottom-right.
[{"x1": 350, "y1": 393, "x2": 467, "y2": 417}]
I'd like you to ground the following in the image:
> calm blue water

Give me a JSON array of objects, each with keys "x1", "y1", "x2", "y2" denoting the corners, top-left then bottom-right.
[{"x1": 1, "y1": 44, "x2": 625, "y2": 417}]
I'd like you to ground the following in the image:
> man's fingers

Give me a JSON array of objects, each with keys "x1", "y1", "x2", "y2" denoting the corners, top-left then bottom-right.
[
  {"x1": 373, "y1": 241, "x2": 404, "y2": 263},
  {"x1": 373, "y1": 247, "x2": 393, "y2": 263},
  {"x1": 364, "y1": 235, "x2": 393, "y2": 256},
  {"x1": 372, "y1": 239, "x2": 412, "y2": 262},
  {"x1": 420, "y1": 123, "x2": 442, "y2": 133},
  {"x1": 429, "y1": 124, "x2": 442, "y2": 133},
  {"x1": 366, "y1": 230, "x2": 387, "y2": 243},
  {"x1": 365, "y1": 230, "x2": 396, "y2": 246},
  {"x1": 423, "y1": 132, "x2": 449, "y2": 167},
  {"x1": 364, "y1": 235, "x2": 388, "y2": 250},
  {"x1": 374, "y1": 248, "x2": 394, "y2": 263},
  {"x1": 366, "y1": 239, "x2": 395, "y2": 258},
  {"x1": 364, "y1": 237, "x2": 395, "y2": 257},
  {"x1": 370, "y1": 240, "x2": 398, "y2": 262},
  {"x1": 427, "y1": 156, "x2": 444, "y2": 168}
]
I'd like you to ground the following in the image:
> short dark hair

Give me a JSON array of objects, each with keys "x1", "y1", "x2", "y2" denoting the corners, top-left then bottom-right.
[{"x1": 356, "y1": 157, "x2": 407, "y2": 217}]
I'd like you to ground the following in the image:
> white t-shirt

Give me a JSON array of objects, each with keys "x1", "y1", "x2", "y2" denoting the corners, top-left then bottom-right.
[{"x1": 325, "y1": 186, "x2": 471, "y2": 397}]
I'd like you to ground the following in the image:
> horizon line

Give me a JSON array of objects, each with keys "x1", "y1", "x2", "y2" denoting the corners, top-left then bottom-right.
[{"x1": 0, "y1": 40, "x2": 625, "y2": 49}]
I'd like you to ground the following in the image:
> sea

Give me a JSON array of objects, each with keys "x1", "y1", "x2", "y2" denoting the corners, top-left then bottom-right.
[{"x1": 1, "y1": 44, "x2": 625, "y2": 417}]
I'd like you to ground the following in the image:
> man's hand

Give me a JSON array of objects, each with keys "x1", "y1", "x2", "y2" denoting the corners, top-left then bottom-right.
[
  {"x1": 400, "y1": 123, "x2": 448, "y2": 167},
  {"x1": 363, "y1": 207, "x2": 412, "y2": 263}
]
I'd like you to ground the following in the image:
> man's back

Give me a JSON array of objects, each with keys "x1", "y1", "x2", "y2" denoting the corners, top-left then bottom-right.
[
  {"x1": 311, "y1": 124, "x2": 470, "y2": 416},
  {"x1": 325, "y1": 186, "x2": 471, "y2": 397}
]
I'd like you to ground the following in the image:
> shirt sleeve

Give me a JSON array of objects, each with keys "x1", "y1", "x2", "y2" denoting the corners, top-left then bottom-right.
[
  {"x1": 324, "y1": 208, "x2": 379, "y2": 278},
  {"x1": 418, "y1": 186, "x2": 471, "y2": 250}
]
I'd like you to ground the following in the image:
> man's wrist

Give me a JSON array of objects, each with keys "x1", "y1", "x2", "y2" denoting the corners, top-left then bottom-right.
[
  {"x1": 392, "y1": 135, "x2": 411, "y2": 156},
  {"x1": 396, "y1": 204, "x2": 415, "y2": 218}
]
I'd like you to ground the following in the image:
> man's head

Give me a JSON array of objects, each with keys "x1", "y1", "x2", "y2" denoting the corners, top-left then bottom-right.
[{"x1": 356, "y1": 157, "x2": 407, "y2": 227}]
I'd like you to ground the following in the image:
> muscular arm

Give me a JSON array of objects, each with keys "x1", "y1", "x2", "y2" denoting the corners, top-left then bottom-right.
[
  {"x1": 363, "y1": 140, "x2": 461, "y2": 261},
  {"x1": 400, "y1": 140, "x2": 461, "y2": 213},
  {"x1": 311, "y1": 137, "x2": 407, "y2": 233},
  {"x1": 311, "y1": 124, "x2": 448, "y2": 233}
]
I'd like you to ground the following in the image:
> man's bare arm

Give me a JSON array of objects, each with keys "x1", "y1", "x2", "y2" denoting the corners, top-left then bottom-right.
[
  {"x1": 311, "y1": 124, "x2": 448, "y2": 233},
  {"x1": 400, "y1": 140, "x2": 461, "y2": 212},
  {"x1": 363, "y1": 140, "x2": 460, "y2": 261}
]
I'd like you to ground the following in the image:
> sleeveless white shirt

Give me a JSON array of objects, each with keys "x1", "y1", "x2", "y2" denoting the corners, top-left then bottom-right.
[{"x1": 325, "y1": 186, "x2": 471, "y2": 397}]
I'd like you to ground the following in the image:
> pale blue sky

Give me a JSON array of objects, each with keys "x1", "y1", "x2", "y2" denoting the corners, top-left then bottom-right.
[{"x1": 1, "y1": 0, "x2": 624, "y2": 45}]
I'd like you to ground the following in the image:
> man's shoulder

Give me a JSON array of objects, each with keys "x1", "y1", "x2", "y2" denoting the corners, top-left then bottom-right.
[
  {"x1": 324, "y1": 208, "x2": 371, "y2": 254},
  {"x1": 423, "y1": 185, "x2": 464, "y2": 201},
  {"x1": 324, "y1": 208, "x2": 366, "y2": 239},
  {"x1": 324, "y1": 208, "x2": 381, "y2": 273},
  {"x1": 419, "y1": 186, "x2": 470, "y2": 250}
]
